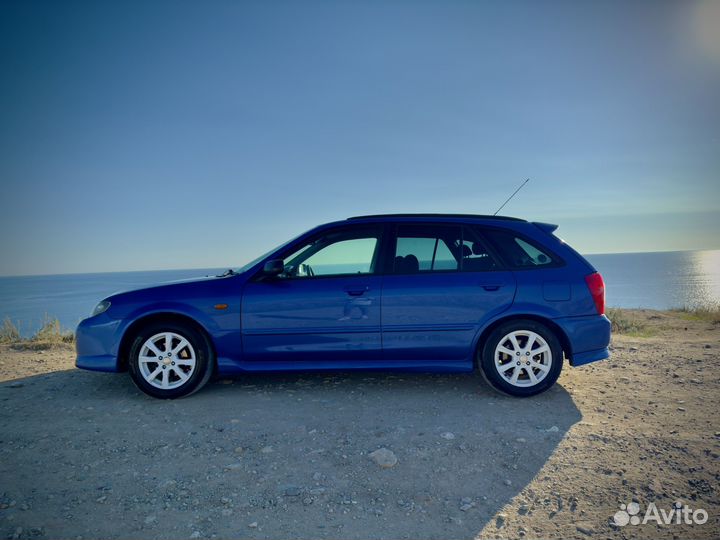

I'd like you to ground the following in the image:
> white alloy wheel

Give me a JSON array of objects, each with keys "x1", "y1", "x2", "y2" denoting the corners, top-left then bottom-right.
[
  {"x1": 494, "y1": 330, "x2": 553, "y2": 387},
  {"x1": 138, "y1": 332, "x2": 197, "y2": 390}
]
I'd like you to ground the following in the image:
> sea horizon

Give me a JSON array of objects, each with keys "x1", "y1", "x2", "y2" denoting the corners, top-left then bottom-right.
[
  {"x1": 1, "y1": 248, "x2": 719, "y2": 336},
  {"x1": 1, "y1": 247, "x2": 716, "y2": 279}
]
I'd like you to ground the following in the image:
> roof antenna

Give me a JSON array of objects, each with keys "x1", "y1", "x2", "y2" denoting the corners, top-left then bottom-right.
[{"x1": 493, "y1": 178, "x2": 530, "y2": 216}]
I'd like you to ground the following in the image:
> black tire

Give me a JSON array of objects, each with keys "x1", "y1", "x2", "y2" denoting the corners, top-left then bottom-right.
[
  {"x1": 128, "y1": 321, "x2": 214, "y2": 399},
  {"x1": 478, "y1": 319, "x2": 563, "y2": 397}
]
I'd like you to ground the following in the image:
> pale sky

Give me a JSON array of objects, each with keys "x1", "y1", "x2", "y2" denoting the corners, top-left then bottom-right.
[{"x1": 1, "y1": 0, "x2": 719, "y2": 276}]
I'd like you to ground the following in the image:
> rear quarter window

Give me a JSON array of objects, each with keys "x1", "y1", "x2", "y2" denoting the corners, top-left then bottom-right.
[{"x1": 482, "y1": 228, "x2": 561, "y2": 269}]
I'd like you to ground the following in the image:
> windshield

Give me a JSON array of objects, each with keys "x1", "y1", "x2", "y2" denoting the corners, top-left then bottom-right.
[{"x1": 234, "y1": 232, "x2": 305, "y2": 274}]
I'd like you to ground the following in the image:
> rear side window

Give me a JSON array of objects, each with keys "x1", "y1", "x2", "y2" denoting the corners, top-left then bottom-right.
[
  {"x1": 393, "y1": 225, "x2": 462, "y2": 273},
  {"x1": 461, "y1": 227, "x2": 499, "y2": 272},
  {"x1": 482, "y1": 228, "x2": 557, "y2": 268}
]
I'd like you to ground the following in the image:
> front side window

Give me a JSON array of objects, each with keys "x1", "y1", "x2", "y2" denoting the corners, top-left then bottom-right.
[
  {"x1": 279, "y1": 228, "x2": 381, "y2": 278},
  {"x1": 393, "y1": 225, "x2": 462, "y2": 273},
  {"x1": 483, "y1": 228, "x2": 556, "y2": 268}
]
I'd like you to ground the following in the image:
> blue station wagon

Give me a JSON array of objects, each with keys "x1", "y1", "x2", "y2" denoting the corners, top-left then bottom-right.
[{"x1": 76, "y1": 214, "x2": 611, "y2": 398}]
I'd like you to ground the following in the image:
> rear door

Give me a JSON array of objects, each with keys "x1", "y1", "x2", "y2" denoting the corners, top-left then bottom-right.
[{"x1": 381, "y1": 223, "x2": 516, "y2": 362}]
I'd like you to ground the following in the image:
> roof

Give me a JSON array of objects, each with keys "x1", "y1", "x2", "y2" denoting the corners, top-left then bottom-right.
[{"x1": 346, "y1": 213, "x2": 526, "y2": 222}]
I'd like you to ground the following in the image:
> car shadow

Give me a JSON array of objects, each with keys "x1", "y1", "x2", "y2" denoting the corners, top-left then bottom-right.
[{"x1": 1, "y1": 369, "x2": 581, "y2": 540}]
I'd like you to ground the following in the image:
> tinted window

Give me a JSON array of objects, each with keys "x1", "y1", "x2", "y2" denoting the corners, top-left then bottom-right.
[
  {"x1": 483, "y1": 228, "x2": 556, "y2": 268},
  {"x1": 393, "y1": 225, "x2": 461, "y2": 273},
  {"x1": 280, "y1": 228, "x2": 381, "y2": 278},
  {"x1": 461, "y1": 227, "x2": 499, "y2": 272}
]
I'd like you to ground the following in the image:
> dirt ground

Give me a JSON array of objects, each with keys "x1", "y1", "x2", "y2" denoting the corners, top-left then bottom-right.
[{"x1": 0, "y1": 309, "x2": 718, "y2": 540}]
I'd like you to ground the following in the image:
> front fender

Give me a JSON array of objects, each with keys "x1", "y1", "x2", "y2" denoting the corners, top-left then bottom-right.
[
  {"x1": 114, "y1": 301, "x2": 242, "y2": 370},
  {"x1": 120, "y1": 302, "x2": 221, "y2": 335}
]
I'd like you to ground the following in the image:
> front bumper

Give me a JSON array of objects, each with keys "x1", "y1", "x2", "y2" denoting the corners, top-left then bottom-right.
[
  {"x1": 554, "y1": 314, "x2": 611, "y2": 366},
  {"x1": 75, "y1": 314, "x2": 123, "y2": 372}
]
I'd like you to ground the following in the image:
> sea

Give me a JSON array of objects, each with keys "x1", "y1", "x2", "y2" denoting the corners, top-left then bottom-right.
[{"x1": 1, "y1": 250, "x2": 718, "y2": 337}]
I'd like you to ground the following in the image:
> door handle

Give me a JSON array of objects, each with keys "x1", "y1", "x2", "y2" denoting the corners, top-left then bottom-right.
[
  {"x1": 481, "y1": 284, "x2": 502, "y2": 291},
  {"x1": 344, "y1": 286, "x2": 369, "y2": 296}
]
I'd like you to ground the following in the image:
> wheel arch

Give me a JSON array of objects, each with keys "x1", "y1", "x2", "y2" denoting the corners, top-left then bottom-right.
[
  {"x1": 118, "y1": 312, "x2": 216, "y2": 371},
  {"x1": 472, "y1": 313, "x2": 573, "y2": 367}
]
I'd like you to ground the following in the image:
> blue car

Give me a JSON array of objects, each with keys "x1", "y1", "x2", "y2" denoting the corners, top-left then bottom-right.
[{"x1": 76, "y1": 214, "x2": 610, "y2": 398}]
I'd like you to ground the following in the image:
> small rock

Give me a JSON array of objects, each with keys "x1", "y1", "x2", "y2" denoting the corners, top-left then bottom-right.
[
  {"x1": 704, "y1": 344, "x2": 711, "y2": 349},
  {"x1": 302, "y1": 497, "x2": 313, "y2": 505},
  {"x1": 440, "y1": 432, "x2": 455, "y2": 440},
  {"x1": 224, "y1": 463, "x2": 243, "y2": 471},
  {"x1": 503, "y1": 479, "x2": 512, "y2": 486},
  {"x1": 677, "y1": 407, "x2": 686, "y2": 412},
  {"x1": 190, "y1": 532, "x2": 201, "y2": 539},
  {"x1": 12, "y1": 527, "x2": 22, "y2": 540},
  {"x1": 144, "y1": 515, "x2": 157, "y2": 525},
  {"x1": 629, "y1": 347, "x2": 638, "y2": 352},
  {"x1": 8, "y1": 382, "x2": 23, "y2": 388},
  {"x1": 96, "y1": 496, "x2": 107, "y2": 503},
  {"x1": 546, "y1": 426, "x2": 559, "y2": 432},
  {"x1": 282, "y1": 485, "x2": 301, "y2": 497},
  {"x1": 460, "y1": 503, "x2": 474, "y2": 512},
  {"x1": 234, "y1": 446, "x2": 243, "y2": 454},
  {"x1": 368, "y1": 448, "x2": 398, "y2": 468},
  {"x1": 248, "y1": 522, "x2": 258, "y2": 528},
  {"x1": 576, "y1": 524, "x2": 594, "y2": 536},
  {"x1": 515, "y1": 437, "x2": 526, "y2": 443},
  {"x1": 495, "y1": 513, "x2": 507, "y2": 528},
  {"x1": 518, "y1": 504, "x2": 530, "y2": 515},
  {"x1": 259, "y1": 446, "x2": 274, "y2": 454}
]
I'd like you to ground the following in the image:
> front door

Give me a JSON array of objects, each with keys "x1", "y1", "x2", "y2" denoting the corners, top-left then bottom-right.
[
  {"x1": 241, "y1": 226, "x2": 384, "y2": 367},
  {"x1": 381, "y1": 223, "x2": 516, "y2": 363}
]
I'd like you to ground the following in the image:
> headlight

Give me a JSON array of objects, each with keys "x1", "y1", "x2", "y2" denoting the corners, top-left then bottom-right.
[{"x1": 91, "y1": 300, "x2": 111, "y2": 317}]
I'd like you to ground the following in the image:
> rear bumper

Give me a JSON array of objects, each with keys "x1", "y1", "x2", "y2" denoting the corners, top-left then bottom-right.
[
  {"x1": 554, "y1": 314, "x2": 611, "y2": 366},
  {"x1": 571, "y1": 347, "x2": 610, "y2": 366},
  {"x1": 75, "y1": 315, "x2": 123, "y2": 372}
]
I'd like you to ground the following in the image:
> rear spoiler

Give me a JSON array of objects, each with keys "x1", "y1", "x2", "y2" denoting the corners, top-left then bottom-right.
[{"x1": 532, "y1": 222, "x2": 559, "y2": 234}]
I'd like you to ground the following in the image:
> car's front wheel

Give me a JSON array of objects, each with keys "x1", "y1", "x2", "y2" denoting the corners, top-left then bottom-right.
[
  {"x1": 479, "y1": 320, "x2": 563, "y2": 397},
  {"x1": 128, "y1": 321, "x2": 213, "y2": 399}
]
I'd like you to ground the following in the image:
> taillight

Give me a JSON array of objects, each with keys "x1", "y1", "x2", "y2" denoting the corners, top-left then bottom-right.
[{"x1": 585, "y1": 272, "x2": 605, "y2": 315}]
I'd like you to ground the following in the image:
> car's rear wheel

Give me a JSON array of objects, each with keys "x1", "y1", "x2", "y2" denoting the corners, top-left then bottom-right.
[
  {"x1": 128, "y1": 321, "x2": 213, "y2": 399},
  {"x1": 479, "y1": 320, "x2": 563, "y2": 397}
]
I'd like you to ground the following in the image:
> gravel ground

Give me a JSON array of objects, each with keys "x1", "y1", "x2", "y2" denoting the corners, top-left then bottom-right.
[{"x1": 0, "y1": 309, "x2": 718, "y2": 540}]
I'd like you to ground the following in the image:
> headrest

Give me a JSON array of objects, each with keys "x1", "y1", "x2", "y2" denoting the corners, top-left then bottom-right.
[{"x1": 403, "y1": 254, "x2": 419, "y2": 273}]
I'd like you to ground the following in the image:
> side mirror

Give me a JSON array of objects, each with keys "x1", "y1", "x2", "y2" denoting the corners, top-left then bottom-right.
[{"x1": 263, "y1": 259, "x2": 284, "y2": 276}]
